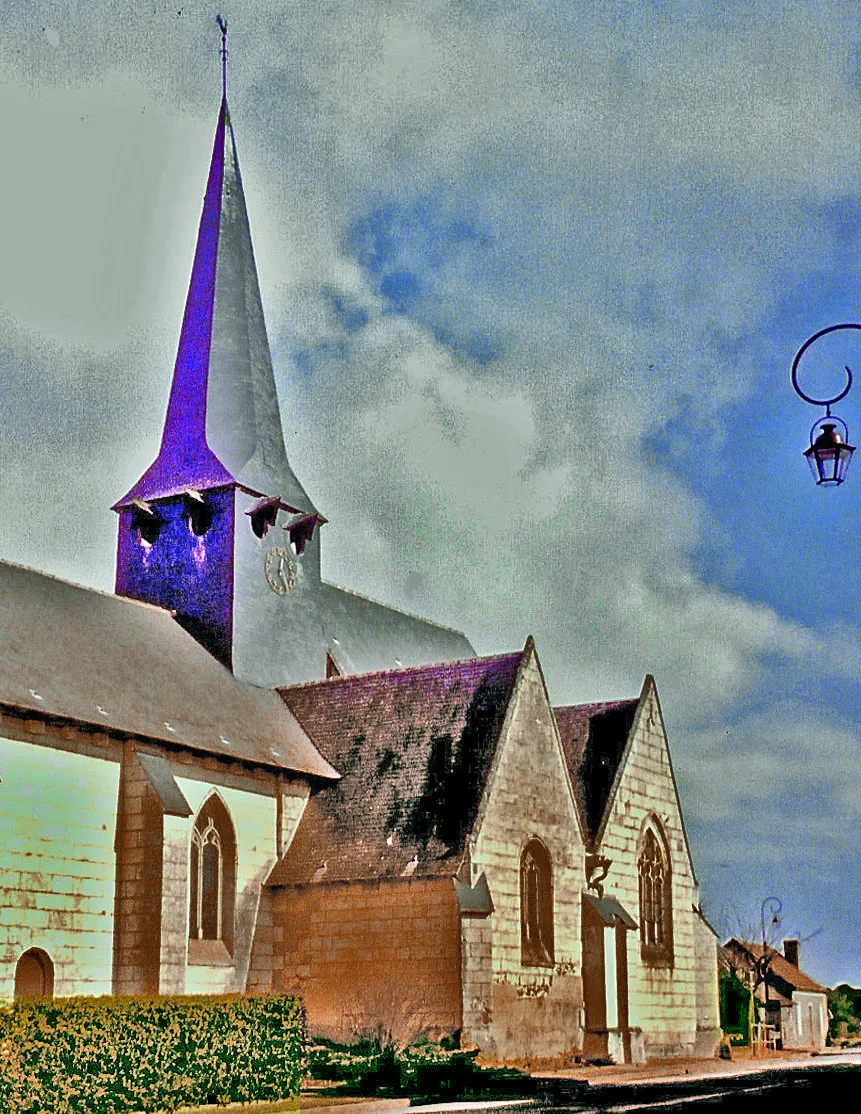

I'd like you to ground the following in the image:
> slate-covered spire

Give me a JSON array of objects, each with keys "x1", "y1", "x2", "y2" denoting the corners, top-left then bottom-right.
[{"x1": 116, "y1": 91, "x2": 315, "y2": 515}]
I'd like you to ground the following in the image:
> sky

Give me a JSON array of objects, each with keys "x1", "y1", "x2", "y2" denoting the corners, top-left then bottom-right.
[{"x1": 2, "y1": 0, "x2": 861, "y2": 986}]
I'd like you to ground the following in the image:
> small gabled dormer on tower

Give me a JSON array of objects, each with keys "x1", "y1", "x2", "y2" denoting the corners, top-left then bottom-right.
[{"x1": 114, "y1": 23, "x2": 323, "y2": 670}]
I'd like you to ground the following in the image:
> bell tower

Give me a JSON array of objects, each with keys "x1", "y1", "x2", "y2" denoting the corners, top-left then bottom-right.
[{"x1": 114, "y1": 22, "x2": 323, "y2": 673}]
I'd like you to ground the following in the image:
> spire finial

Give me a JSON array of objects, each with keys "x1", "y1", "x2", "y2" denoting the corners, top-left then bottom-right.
[{"x1": 216, "y1": 14, "x2": 228, "y2": 100}]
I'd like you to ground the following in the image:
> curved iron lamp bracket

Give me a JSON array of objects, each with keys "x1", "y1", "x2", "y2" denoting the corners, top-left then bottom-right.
[{"x1": 791, "y1": 322, "x2": 857, "y2": 415}]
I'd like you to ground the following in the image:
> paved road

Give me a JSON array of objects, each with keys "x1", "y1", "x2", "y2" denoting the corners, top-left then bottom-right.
[{"x1": 405, "y1": 1059, "x2": 861, "y2": 1112}]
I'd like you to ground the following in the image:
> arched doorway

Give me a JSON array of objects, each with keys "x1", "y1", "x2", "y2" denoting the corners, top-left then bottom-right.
[{"x1": 14, "y1": 948, "x2": 54, "y2": 999}]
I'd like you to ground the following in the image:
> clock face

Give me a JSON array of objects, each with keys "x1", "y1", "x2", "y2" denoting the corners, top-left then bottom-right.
[{"x1": 264, "y1": 547, "x2": 296, "y2": 595}]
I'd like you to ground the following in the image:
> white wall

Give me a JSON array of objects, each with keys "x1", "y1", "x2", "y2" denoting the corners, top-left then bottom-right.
[
  {"x1": 786, "y1": 991, "x2": 828, "y2": 1050},
  {"x1": 172, "y1": 774, "x2": 295, "y2": 994},
  {"x1": 0, "y1": 736, "x2": 119, "y2": 998},
  {"x1": 469, "y1": 650, "x2": 586, "y2": 1059}
]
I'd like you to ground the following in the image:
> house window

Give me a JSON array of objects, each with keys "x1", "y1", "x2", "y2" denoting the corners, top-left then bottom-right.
[
  {"x1": 520, "y1": 838, "x2": 554, "y2": 966},
  {"x1": 14, "y1": 948, "x2": 54, "y2": 999},
  {"x1": 189, "y1": 795, "x2": 236, "y2": 954},
  {"x1": 638, "y1": 822, "x2": 674, "y2": 967}
]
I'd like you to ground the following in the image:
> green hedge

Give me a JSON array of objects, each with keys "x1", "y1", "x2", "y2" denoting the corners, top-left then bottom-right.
[{"x1": 0, "y1": 994, "x2": 303, "y2": 1114}]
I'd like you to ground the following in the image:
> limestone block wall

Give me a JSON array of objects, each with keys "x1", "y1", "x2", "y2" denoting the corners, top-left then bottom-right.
[
  {"x1": 113, "y1": 745, "x2": 164, "y2": 994},
  {"x1": 271, "y1": 877, "x2": 462, "y2": 1042},
  {"x1": 460, "y1": 916, "x2": 494, "y2": 1053},
  {"x1": 469, "y1": 651, "x2": 586, "y2": 1060},
  {"x1": 596, "y1": 686, "x2": 703, "y2": 1057},
  {"x1": 246, "y1": 786, "x2": 310, "y2": 993},
  {"x1": 0, "y1": 730, "x2": 120, "y2": 999},
  {"x1": 693, "y1": 910, "x2": 720, "y2": 1056}
]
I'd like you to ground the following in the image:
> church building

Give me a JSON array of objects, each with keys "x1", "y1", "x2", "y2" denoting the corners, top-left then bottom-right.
[{"x1": 0, "y1": 51, "x2": 720, "y2": 1064}]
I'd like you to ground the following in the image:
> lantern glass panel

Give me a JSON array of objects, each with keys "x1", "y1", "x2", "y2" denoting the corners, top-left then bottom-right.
[{"x1": 805, "y1": 441, "x2": 854, "y2": 486}]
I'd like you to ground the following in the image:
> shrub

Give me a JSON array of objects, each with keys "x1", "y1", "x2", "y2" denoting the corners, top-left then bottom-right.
[
  {"x1": 0, "y1": 994, "x2": 303, "y2": 1114},
  {"x1": 305, "y1": 1038, "x2": 536, "y2": 1104}
]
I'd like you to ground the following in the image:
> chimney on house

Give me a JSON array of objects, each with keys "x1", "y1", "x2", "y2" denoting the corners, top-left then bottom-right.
[{"x1": 783, "y1": 939, "x2": 800, "y2": 966}]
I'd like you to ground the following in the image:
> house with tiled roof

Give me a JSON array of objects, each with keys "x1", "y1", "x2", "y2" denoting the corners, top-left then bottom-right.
[
  {"x1": 723, "y1": 939, "x2": 828, "y2": 1050},
  {"x1": 0, "y1": 40, "x2": 719, "y2": 1066}
]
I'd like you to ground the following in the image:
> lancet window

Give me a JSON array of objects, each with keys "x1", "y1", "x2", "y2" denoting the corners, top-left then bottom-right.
[
  {"x1": 638, "y1": 821, "x2": 674, "y2": 967},
  {"x1": 189, "y1": 794, "x2": 236, "y2": 953},
  {"x1": 520, "y1": 837, "x2": 554, "y2": 966}
]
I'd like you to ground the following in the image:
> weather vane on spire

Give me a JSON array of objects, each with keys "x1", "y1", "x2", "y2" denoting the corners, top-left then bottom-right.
[{"x1": 216, "y1": 14, "x2": 228, "y2": 99}]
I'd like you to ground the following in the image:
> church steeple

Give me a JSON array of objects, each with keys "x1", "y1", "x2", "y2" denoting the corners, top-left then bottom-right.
[
  {"x1": 114, "y1": 29, "x2": 322, "y2": 670},
  {"x1": 115, "y1": 36, "x2": 314, "y2": 515}
]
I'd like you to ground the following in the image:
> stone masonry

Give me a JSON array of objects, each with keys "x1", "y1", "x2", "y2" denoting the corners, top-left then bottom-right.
[
  {"x1": 595, "y1": 683, "x2": 707, "y2": 1057},
  {"x1": 271, "y1": 876, "x2": 463, "y2": 1042},
  {"x1": 0, "y1": 725, "x2": 120, "y2": 999},
  {"x1": 467, "y1": 648, "x2": 586, "y2": 1060}
]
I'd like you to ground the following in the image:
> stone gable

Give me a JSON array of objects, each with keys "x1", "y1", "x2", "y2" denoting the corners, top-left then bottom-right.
[
  {"x1": 594, "y1": 680, "x2": 704, "y2": 1056},
  {"x1": 468, "y1": 645, "x2": 586, "y2": 1059}
]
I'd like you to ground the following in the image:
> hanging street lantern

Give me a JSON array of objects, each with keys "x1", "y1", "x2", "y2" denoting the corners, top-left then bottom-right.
[
  {"x1": 791, "y1": 323, "x2": 858, "y2": 487},
  {"x1": 804, "y1": 419, "x2": 854, "y2": 487}
]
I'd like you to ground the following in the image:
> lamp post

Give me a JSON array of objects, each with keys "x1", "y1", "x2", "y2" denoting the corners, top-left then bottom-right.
[
  {"x1": 791, "y1": 323, "x2": 857, "y2": 486},
  {"x1": 757, "y1": 896, "x2": 782, "y2": 1051}
]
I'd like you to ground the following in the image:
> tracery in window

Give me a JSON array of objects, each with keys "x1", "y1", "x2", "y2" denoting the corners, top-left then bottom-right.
[
  {"x1": 189, "y1": 794, "x2": 236, "y2": 954},
  {"x1": 638, "y1": 821, "x2": 674, "y2": 967},
  {"x1": 520, "y1": 837, "x2": 554, "y2": 966}
]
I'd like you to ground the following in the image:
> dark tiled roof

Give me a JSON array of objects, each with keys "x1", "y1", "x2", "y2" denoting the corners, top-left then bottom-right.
[
  {"x1": 554, "y1": 699, "x2": 639, "y2": 842},
  {"x1": 0, "y1": 561, "x2": 337, "y2": 780},
  {"x1": 729, "y1": 941, "x2": 828, "y2": 995},
  {"x1": 269, "y1": 652, "x2": 523, "y2": 885}
]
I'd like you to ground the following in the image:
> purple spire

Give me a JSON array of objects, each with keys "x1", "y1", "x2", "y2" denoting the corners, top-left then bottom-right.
[
  {"x1": 116, "y1": 91, "x2": 315, "y2": 514},
  {"x1": 117, "y1": 100, "x2": 234, "y2": 505}
]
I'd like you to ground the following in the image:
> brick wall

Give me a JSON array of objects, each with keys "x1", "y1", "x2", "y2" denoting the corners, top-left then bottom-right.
[
  {"x1": 595, "y1": 683, "x2": 705, "y2": 1057},
  {"x1": 0, "y1": 730, "x2": 120, "y2": 999},
  {"x1": 469, "y1": 649, "x2": 586, "y2": 1060},
  {"x1": 272, "y1": 876, "x2": 462, "y2": 1043}
]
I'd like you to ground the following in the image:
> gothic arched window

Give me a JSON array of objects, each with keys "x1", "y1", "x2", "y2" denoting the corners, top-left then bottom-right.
[
  {"x1": 520, "y1": 838, "x2": 554, "y2": 966},
  {"x1": 638, "y1": 821, "x2": 674, "y2": 967},
  {"x1": 189, "y1": 794, "x2": 236, "y2": 954},
  {"x1": 14, "y1": 947, "x2": 54, "y2": 999}
]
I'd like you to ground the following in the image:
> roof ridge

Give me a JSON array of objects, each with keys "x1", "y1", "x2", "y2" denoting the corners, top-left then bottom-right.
[
  {"x1": 554, "y1": 697, "x2": 639, "y2": 714},
  {"x1": 0, "y1": 559, "x2": 172, "y2": 617},
  {"x1": 278, "y1": 648, "x2": 524, "y2": 695},
  {"x1": 324, "y1": 580, "x2": 472, "y2": 639}
]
